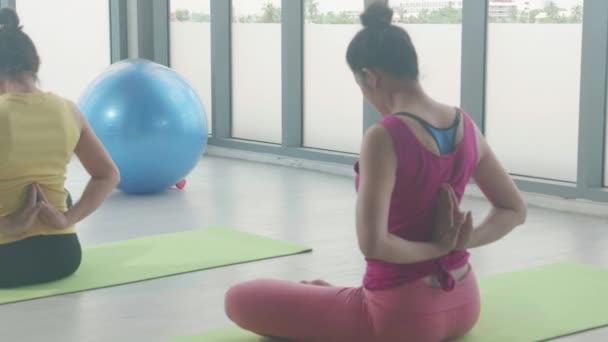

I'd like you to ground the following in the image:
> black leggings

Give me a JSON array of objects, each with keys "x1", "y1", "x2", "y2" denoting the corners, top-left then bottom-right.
[
  {"x1": 0, "y1": 234, "x2": 82, "y2": 288},
  {"x1": 0, "y1": 189, "x2": 81, "y2": 288}
]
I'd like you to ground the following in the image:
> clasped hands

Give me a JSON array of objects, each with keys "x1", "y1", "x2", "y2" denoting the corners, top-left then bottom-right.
[
  {"x1": 432, "y1": 184, "x2": 474, "y2": 254},
  {"x1": 1, "y1": 183, "x2": 71, "y2": 236}
]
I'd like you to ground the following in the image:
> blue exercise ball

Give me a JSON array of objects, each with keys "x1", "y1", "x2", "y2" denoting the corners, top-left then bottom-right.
[{"x1": 79, "y1": 59, "x2": 208, "y2": 194}]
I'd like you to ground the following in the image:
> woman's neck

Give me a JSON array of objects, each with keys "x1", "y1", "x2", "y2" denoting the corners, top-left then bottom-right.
[
  {"x1": 0, "y1": 74, "x2": 40, "y2": 94},
  {"x1": 385, "y1": 81, "x2": 432, "y2": 115}
]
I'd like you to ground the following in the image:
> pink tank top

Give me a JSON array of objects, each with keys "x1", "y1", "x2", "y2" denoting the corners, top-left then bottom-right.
[{"x1": 355, "y1": 110, "x2": 478, "y2": 291}]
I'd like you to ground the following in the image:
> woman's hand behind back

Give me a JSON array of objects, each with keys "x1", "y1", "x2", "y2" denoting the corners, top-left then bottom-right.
[
  {"x1": 35, "y1": 183, "x2": 71, "y2": 229},
  {"x1": 0, "y1": 184, "x2": 42, "y2": 236},
  {"x1": 431, "y1": 184, "x2": 473, "y2": 253}
]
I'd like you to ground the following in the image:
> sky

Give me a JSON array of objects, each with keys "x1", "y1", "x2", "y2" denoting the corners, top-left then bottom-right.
[{"x1": 171, "y1": 0, "x2": 583, "y2": 16}]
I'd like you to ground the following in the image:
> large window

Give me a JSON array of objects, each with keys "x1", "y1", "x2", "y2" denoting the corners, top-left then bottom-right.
[
  {"x1": 16, "y1": 0, "x2": 111, "y2": 102},
  {"x1": 170, "y1": 0, "x2": 213, "y2": 133},
  {"x1": 303, "y1": 0, "x2": 364, "y2": 153},
  {"x1": 231, "y1": 0, "x2": 282, "y2": 144},
  {"x1": 303, "y1": 0, "x2": 462, "y2": 154},
  {"x1": 486, "y1": 0, "x2": 583, "y2": 182},
  {"x1": 391, "y1": 0, "x2": 462, "y2": 108}
]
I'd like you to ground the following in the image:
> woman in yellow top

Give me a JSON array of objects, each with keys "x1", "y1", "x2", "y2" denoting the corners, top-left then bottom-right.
[{"x1": 0, "y1": 8, "x2": 120, "y2": 287}]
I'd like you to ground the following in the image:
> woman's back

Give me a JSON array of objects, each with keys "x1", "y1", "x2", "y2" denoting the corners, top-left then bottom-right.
[
  {"x1": 359, "y1": 109, "x2": 478, "y2": 290},
  {"x1": 385, "y1": 109, "x2": 477, "y2": 238},
  {"x1": 0, "y1": 92, "x2": 79, "y2": 243}
]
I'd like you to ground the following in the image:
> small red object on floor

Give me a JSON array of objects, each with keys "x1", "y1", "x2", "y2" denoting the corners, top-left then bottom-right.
[{"x1": 176, "y1": 179, "x2": 187, "y2": 190}]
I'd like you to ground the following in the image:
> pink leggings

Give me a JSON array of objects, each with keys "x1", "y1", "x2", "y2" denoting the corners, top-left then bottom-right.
[{"x1": 225, "y1": 268, "x2": 480, "y2": 342}]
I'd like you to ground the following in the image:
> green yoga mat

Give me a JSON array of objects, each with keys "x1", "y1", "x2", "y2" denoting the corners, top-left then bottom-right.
[
  {"x1": 0, "y1": 227, "x2": 311, "y2": 305},
  {"x1": 167, "y1": 263, "x2": 608, "y2": 342}
]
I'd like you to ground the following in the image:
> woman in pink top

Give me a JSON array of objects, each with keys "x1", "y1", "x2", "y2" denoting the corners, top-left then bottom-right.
[{"x1": 225, "y1": 3, "x2": 527, "y2": 341}]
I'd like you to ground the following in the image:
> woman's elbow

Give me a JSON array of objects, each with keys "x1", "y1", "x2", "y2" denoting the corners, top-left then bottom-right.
[
  {"x1": 358, "y1": 242, "x2": 373, "y2": 258},
  {"x1": 358, "y1": 236, "x2": 382, "y2": 259},
  {"x1": 109, "y1": 167, "x2": 121, "y2": 187},
  {"x1": 517, "y1": 204, "x2": 527, "y2": 226},
  {"x1": 511, "y1": 200, "x2": 527, "y2": 227},
  {"x1": 99, "y1": 164, "x2": 120, "y2": 187}
]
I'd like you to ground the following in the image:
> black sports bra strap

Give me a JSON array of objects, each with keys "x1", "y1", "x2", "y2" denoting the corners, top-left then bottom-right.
[
  {"x1": 394, "y1": 110, "x2": 462, "y2": 155},
  {"x1": 394, "y1": 112, "x2": 440, "y2": 149},
  {"x1": 450, "y1": 108, "x2": 461, "y2": 128},
  {"x1": 394, "y1": 110, "x2": 461, "y2": 131}
]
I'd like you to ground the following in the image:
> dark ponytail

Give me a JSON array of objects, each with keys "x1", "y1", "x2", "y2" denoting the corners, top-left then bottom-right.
[
  {"x1": 0, "y1": 8, "x2": 40, "y2": 78},
  {"x1": 346, "y1": 1, "x2": 419, "y2": 81}
]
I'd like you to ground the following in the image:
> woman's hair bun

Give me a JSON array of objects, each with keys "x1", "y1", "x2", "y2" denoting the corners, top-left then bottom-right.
[
  {"x1": 360, "y1": 1, "x2": 393, "y2": 30},
  {"x1": 0, "y1": 8, "x2": 21, "y2": 31}
]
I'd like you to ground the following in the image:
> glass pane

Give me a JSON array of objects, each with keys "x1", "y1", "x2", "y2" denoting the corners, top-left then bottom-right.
[
  {"x1": 303, "y1": 0, "x2": 364, "y2": 153},
  {"x1": 390, "y1": 0, "x2": 462, "y2": 107},
  {"x1": 16, "y1": 0, "x2": 110, "y2": 102},
  {"x1": 170, "y1": 0, "x2": 213, "y2": 134},
  {"x1": 231, "y1": 0, "x2": 282, "y2": 144},
  {"x1": 486, "y1": 0, "x2": 583, "y2": 182}
]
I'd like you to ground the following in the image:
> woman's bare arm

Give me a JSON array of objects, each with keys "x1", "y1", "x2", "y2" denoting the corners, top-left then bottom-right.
[{"x1": 467, "y1": 125, "x2": 527, "y2": 248}]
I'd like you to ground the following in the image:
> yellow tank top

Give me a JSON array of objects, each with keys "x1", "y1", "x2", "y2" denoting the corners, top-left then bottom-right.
[{"x1": 0, "y1": 92, "x2": 80, "y2": 244}]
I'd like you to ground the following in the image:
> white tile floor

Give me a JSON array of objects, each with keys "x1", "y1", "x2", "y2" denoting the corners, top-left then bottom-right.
[{"x1": 1, "y1": 156, "x2": 607, "y2": 341}]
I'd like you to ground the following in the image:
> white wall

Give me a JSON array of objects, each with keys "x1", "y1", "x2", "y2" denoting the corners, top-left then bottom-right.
[
  {"x1": 486, "y1": 24, "x2": 582, "y2": 182},
  {"x1": 304, "y1": 24, "x2": 363, "y2": 153},
  {"x1": 17, "y1": 0, "x2": 111, "y2": 102},
  {"x1": 170, "y1": 22, "x2": 212, "y2": 131},
  {"x1": 127, "y1": 0, "x2": 139, "y2": 59},
  {"x1": 231, "y1": 24, "x2": 283, "y2": 144},
  {"x1": 167, "y1": 22, "x2": 585, "y2": 181}
]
